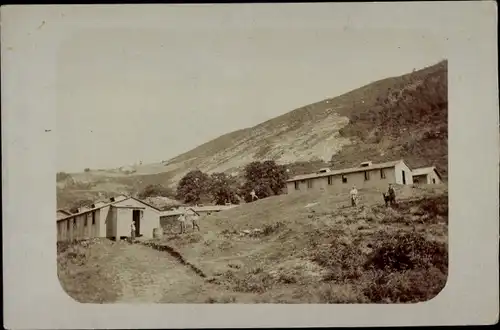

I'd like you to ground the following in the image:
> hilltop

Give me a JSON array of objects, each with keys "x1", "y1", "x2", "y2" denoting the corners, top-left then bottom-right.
[{"x1": 57, "y1": 60, "x2": 447, "y2": 208}]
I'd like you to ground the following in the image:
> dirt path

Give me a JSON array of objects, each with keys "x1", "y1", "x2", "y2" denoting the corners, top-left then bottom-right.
[{"x1": 105, "y1": 241, "x2": 206, "y2": 303}]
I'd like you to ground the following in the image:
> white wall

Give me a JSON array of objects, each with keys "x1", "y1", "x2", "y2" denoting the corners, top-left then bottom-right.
[
  {"x1": 286, "y1": 166, "x2": 399, "y2": 194},
  {"x1": 428, "y1": 170, "x2": 442, "y2": 184},
  {"x1": 112, "y1": 198, "x2": 160, "y2": 239},
  {"x1": 56, "y1": 209, "x2": 102, "y2": 242},
  {"x1": 394, "y1": 161, "x2": 414, "y2": 185},
  {"x1": 413, "y1": 170, "x2": 442, "y2": 184}
]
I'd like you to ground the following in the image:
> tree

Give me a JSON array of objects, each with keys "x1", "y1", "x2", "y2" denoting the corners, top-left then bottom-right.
[
  {"x1": 137, "y1": 184, "x2": 175, "y2": 200},
  {"x1": 176, "y1": 170, "x2": 211, "y2": 204},
  {"x1": 208, "y1": 172, "x2": 240, "y2": 205},
  {"x1": 241, "y1": 160, "x2": 289, "y2": 202}
]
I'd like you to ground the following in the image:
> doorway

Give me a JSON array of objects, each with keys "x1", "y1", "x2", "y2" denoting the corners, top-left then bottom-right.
[
  {"x1": 402, "y1": 170, "x2": 406, "y2": 184},
  {"x1": 132, "y1": 210, "x2": 141, "y2": 237}
]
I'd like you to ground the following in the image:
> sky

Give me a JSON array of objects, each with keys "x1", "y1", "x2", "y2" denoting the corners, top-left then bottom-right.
[{"x1": 56, "y1": 9, "x2": 446, "y2": 173}]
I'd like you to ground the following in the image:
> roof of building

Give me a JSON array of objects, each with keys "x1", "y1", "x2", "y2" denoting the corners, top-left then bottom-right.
[
  {"x1": 286, "y1": 159, "x2": 409, "y2": 182},
  {"x1": 412, "y1": 166, "x2": 443, "y2": 180},
  {"x1": 56, "y1": 196, "x2": 161, "y2": 222},
  {"x1": 160, "y1": 204, "x2": 237, "y2": 217},
  {"x1": 57, "y1": 209, "x2": 72, "y2": 215}
]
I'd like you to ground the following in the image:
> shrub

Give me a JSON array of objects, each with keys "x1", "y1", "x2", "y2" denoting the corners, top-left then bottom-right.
[
  {"x1": 362, "y1": 267, "x2": 447, "y2": 303},
  {"x1": 233, "y1": 271, "x2": 275, "y2": 293},
  {"x1": 240, "y1": 161, "x2": 289, "y2": 202},
  {"x1": 176, "y1": 170, "x2": 211, "y2": 204},
  {"x1": 207, "y1": 172, "x2": 240, "y2": 205},
  {"x1": 315, "y1": 283, "x2": 369, "y2": 303},
  {"x1": 365, "y1": 232, "x2": 448, "y2": 272},
  {"x1": 312, "y1": 239, "x2": 366, "y2": 282},
  {"x1": 418, "y1": 196, "x2": 448, "y2": 217},
  {"x1": 137, "y1": 184, "x2": 175, "y2": 200},
  {"x1": 84, "y1": 168, "x2": 90, "y2": 172},
  {"x1": 261, "y1": 221, "x2": 285, "y2": 236}
]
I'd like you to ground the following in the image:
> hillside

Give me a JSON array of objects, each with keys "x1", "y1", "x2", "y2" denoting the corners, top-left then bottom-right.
[
  {"x1": 58, "y1": 184, "x2": 448, "y2": 303},
  {"x1": 57, "y1": 60, "x2": 447, "y2": 208},
  {"x1": 161, "y1": 60, "x2": 447, "y2": 181}
]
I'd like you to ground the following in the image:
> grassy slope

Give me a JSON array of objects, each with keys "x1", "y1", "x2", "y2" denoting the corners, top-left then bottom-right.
[
  {"x1": 152, "y1": 184, "x2": 448, "y2": 303},
  {"x1": 57, "y1": 184, "x2": 448, "y2": 303},
  {"x1": 57, "y1": 239, "x2": 122, "y2": 303}
]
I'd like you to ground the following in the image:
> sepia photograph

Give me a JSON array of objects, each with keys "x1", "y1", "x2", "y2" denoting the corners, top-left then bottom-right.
[
  {"x1": 55, "y1": 24, "x2": 449, "y2": 304},
  {"x1": 2, "y1": 2, "x2": 498, "y2": 328}
]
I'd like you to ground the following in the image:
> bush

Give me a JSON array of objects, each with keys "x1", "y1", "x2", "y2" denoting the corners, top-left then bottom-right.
[
  {"x1": 84, "y1": 168, "x2": 90, "y2": 172},
  {"x1": 362, "y1": 267, "x2": 447, "y2": 303},
  {"x1": 315, "y1": 283, "x2": 369, "y2": 304},
  {"x1": 418, "y1": 196, "x2": 448, "y2": 217},
  {"x1": 176, "y1": 170, "x2": 211, "y2": 204},
  {"x1": 365, "y1": 232, "x2": 448, "y2": 272},
  {"x1": 207, "y1": 172, "x2": 240, "y2": 205},
  {"x1": 137, "y1": 184, "x2": 175, "y2": 200},
  {"x1": 240, "y1": 160, "x2": 289, "y2": 202},
  {"x1": 312, "y1": 239, "x2": 366, "y2": 282},
  {"x1": 233, "y1": 271, "x2": 275, "y2": 293}
]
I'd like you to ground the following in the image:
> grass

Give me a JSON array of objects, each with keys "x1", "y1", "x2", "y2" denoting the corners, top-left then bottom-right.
[
  {"x1": 56, "y1": 185, "x2": 448, "y2": 304},
  {"x1": 57, "y1": 239, "x2": 122, "y2": 303},
  {"x1": 150, "y1": 184, "x2": 448, "y2": 303}
]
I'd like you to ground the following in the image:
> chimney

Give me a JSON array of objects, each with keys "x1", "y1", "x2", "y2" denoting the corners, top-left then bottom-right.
[{"x1": 360, "y1": 161, "x2": 373, "y2": 167}]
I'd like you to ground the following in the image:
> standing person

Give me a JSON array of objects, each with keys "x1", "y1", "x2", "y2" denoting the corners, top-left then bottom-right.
[
  {"x1": 178, "y1": 212, "x2": 187, "y2": 234},
  {"x1": 250, "y1": 189, "x2": 259, "y2": 201},
  {"x1": 387, "y1": 183, "x2": 396, "y2": 206},
  {"x1": 130, "y1": 222, "x2": 136, "y2": 243},
  {"x1": 350, "y1": 185, "x2": 358, "y2": 207},
  {"x1": 191, "y1": 212, "x2": 200, "y2": 231}
]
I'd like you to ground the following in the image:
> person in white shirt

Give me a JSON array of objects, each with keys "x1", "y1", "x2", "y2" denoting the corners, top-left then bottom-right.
[
  {"x1": 350, "y1": 185, "x2": 359, "y2": 207},
  {"x1": 191, "y1": 213, "x2": 200, "y2": 231},
  {"x1": 178, "y1": 213, "x2": 187, "y2": 234},
  {"x1": 130, "y1": 222, "x2": 136, "y2": 242},
  {"x1": 250, "y1": 189, "x2": 259, "y2": 201}
]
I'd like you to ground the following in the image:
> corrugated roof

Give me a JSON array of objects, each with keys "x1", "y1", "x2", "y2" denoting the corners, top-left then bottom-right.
[
  {"x1": 56, "y1": 196, "x2": 161, "y2": 222},
  {"x1": 412, "y1": 166, "x2": 442, "y2": 181},
  {"x1": 286, "y1": 159, "x2": 407, "y2": 182},
  {"x1": 412, "y1": 166, "x2": 436, "y2": 176},
  {"x1": 160, "y1": 204, "x2": 237, "y2": 217}
]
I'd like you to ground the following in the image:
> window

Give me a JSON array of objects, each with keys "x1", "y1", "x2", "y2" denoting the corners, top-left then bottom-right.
[
  {"x1": 328, "y1": 176, "x2": 333, "y2": 185},
  {"x1": 380, "y1": 169, "x2": 386, "y2": 179},
  {"x1": 432, "y1": 178, "x2": 436, "y2": 184},
  {"x1": 67, "y1": 220, "x2": 70, "y2": 230},
  {"x1": 84, "y1": 217, "x2": 88, "y2": 227},
  {"x1": 342, "y1": 175, "x2": 347, "y2": 183},
  {"x1": 73, "y1": 219, "x2": 77, "y2": 227},
  {"x1": 294, "y1": 181, "x2": 300, "y2": 190},
  {"x1": 364, "y1": 171, "x2": 370, "y2": 181},
  {"x1": 92, "y1": 211, "x2": 96, "y2": 225},
  {"x1": 307, "y1": 180, "x2": 313, "y2": 189}
]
